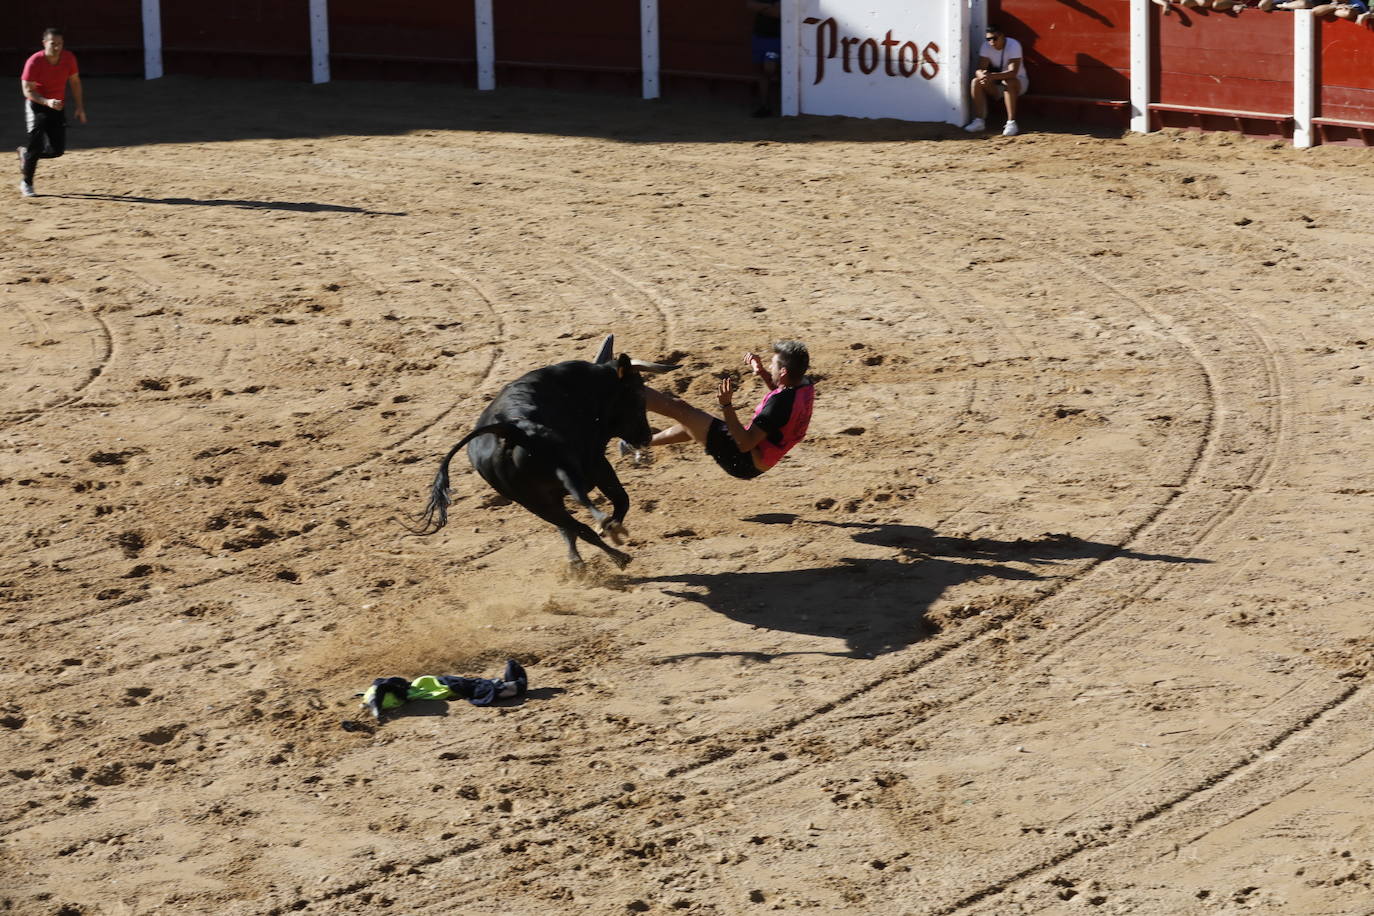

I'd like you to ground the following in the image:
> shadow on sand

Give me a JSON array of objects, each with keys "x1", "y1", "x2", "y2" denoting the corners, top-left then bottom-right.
[
  {"x1": 639, "y1": 516, "x2": 1209, "y2": 661},
  {"x1": 53, "y1": 192, "x2": 406, "y2": 216}
]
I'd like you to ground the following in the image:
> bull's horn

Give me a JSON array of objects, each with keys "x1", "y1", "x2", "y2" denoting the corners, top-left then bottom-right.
[
  {"x1": 630, "y1": 359, "x2": 676, "y2": 373},
  {"x1": 593, "y1": 334, "x2": 614, "y2": 363}
]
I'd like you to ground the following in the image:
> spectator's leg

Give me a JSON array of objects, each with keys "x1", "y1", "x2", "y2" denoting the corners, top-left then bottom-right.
[
  {"x1": 969, "y1": 78, "x2": 989, "y2": 121},
  {"x1": 753, "y1": 47, "x2": 779, "y2": 117},
  {"x1": 1003, "y1": 81, "x2": 1021, "y2": 123}
]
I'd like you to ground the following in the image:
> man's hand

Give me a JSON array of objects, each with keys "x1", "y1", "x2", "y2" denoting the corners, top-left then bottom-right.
[
  {"x1": 717, "y1": 376, "x2": 736, "y2": 408},
  {"x1": 47, "y1": 98, "x2": 63, "y2": 110},
  {"x1": 74, "y1": 107, "x2": 87, "y2": 124},
  {"x1": 745, "y1": 351, "x2": 765, "y2": 376}
]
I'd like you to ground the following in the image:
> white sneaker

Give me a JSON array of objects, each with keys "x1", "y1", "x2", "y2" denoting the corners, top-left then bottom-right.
[
  {"x1": 18, "y1": 180, "x2": 34, "y2": 198},
  {"x1": 963, "y1": 117, "x2": 985, "y2": 133},
  {"x1": 1002, "y1": 120, "x2": 1020, "y2": 137}
]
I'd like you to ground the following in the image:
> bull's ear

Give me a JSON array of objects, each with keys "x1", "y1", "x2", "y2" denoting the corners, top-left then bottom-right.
[{"x1": 616, "y1": 353, "x2": 633, "y2": 379}]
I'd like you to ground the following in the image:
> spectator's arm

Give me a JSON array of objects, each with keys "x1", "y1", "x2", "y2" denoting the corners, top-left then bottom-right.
[{"x1": 993, "y1": 57, "x2": 1022, "y2": 80}]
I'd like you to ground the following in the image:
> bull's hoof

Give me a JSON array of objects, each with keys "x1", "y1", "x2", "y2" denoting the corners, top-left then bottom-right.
[
  {"x1": 611, "y1": 550, "x2": 632, "y2": 569},
  {"x1": 600, "y1": 519, "x2": 629, "y2": 546}
]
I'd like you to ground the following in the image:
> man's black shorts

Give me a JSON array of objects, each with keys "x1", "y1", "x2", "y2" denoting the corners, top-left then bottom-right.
[{"x1": 706, "y1": 419, "x2": 763, "y2": 480}]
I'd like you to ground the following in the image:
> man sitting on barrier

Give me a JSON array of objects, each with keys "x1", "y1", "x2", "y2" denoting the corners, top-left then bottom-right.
[{"x1": 963, "y1": 24, "x2": 1029, "y2": 138}]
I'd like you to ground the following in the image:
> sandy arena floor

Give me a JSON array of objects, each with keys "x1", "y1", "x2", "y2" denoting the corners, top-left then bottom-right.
[{"x1": 2, "y1": 76, "x2": 1373, "y2": 915}]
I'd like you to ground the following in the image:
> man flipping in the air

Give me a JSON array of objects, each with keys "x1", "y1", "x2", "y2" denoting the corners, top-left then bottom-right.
[{"x1": 636, "y1": 340, "x2": 814, "y2": 480}]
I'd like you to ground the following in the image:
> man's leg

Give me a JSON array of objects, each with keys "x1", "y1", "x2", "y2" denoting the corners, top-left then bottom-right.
[
  {"x1": 21, "y1": 104, "x2": 43, "y2": 183},
  {"x1": 1003, "y1": 81, "x2": 1021, "y2": 121},
  {"x1": 643, "y1": 388, "x2": 718, "y2": 447},
  {"x1": 22, "y1": 106, "x2": 65, "y2": 183},
  {"x1": 969, "y1": 78, "x2": 989, "y2": 120}
]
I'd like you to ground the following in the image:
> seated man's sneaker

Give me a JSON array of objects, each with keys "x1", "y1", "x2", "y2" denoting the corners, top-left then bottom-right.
[
  {"x1": 963, "y1": 117, "x2": 986, "y2": 133},
  {"x1": 1002, "y1": 120, "x2": 1020, "y2": 137}
]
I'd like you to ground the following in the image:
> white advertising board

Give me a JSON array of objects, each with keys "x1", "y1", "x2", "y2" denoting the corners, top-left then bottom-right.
[{"x1": 796, "y1": 0, "x2": 968, "y2": 124}]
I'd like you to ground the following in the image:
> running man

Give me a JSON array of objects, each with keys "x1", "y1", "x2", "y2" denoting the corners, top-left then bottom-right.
[
  {"x1": 638, "y1": 340, "x2": 815, "y2": 480},
  {"x1": 19, "y1": 27, "x2": 87, "y2": 198}
]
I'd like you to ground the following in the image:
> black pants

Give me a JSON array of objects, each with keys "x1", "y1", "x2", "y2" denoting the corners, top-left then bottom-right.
[{"x1": 22, "y1": 101, "x2": 66, "y2": 182}]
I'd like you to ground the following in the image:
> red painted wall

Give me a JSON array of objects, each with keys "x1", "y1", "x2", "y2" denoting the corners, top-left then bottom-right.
[
  {"x1": 1155, "y1": 7, "x2": 1292, "y2": 116},
  {"x1": 162, "y1": 0, "x2": 311, "y2": 81},
  {"x1": 328, "y1": 0, "x2": 476, "y2": 84},
  {"x1": 991, "y1": 0, "x2": 1130, "y2": 100},
  {"x1": 1317, "y1": 18, "x2": 1374, "y2": 128},
  {"x1": 2, "y1": 1, "x2": 143, "y2": 76}
]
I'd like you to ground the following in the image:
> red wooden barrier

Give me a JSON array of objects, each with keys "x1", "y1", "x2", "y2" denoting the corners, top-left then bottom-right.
[
  {"x1": 660, "y1": 0, "x2": 756, "y2": 103},
  {"x1": 2, "y1": 1, "x2": 143, "y2": 77},
  {"x1": 990, "y1": 0, "x2": 1132, "y2": 126},
  {"x1": 494, "y1": 0, "x2": 641, "y2": 92},
  {"x1": 161, "y1": 0, "x2": 311, "y2": 81},
  {"x1": 1153, "y1": 6, "x2": 1293, "y2": 137},
  {"x1": 328, "y1": 0, "x2": 476, "y2": 84},
  {"x1": 1316, "y1": 17, "x2": 1374, "y2": 144}
]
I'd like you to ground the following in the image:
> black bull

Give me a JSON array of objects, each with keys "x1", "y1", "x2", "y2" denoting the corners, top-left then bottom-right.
[{"x1": 407, "y1": 341, "x2": 673, "y2": 568}]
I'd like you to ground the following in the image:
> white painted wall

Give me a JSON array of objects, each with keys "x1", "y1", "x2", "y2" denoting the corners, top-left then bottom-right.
[{"x1": 794, "y1": 0, "x2": 968, "y2": 124}]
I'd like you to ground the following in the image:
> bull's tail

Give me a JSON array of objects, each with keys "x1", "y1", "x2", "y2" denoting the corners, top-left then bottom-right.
[{"x1": 398, "y1": 423, "x2": 523, "y2": 536}]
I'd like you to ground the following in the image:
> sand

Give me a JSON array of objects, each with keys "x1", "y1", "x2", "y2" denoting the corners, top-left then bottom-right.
[{"x1": 3, "y1": 75, "x2": 1373, "y2": 915}]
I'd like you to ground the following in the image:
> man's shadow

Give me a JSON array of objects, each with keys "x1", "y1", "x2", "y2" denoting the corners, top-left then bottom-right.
[
  {"x1": 53, "y1": 192, "x2": 406, "y2": 216},
  {"x1": 638, "y1": 516, "x2": 1208, "y2": 661}
]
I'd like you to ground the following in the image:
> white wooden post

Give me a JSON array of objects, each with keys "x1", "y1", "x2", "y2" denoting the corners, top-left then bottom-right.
[
  {"x1": 1292, "y1": 10, "x2": 1315, "y2": 148},
  {"x1": 781, "y1": 0, "x2": 800, "y2": 116},
  {"x1": 141, "y1": 0, "x2": 162, "y2": 80},
  {"x1": 309, "y1": 0, "x2": 330, "y2": 83},
  {"x1": 969, "y1": 0, "x2": 987, "y2": 66},
  {"x1": 641, "y1": 0, "x2": 660, "y2": 99},
  {"x1": 948, "y1": 0, "x2": 969, "y2": 127},
  {"x1": 475, "y1": 0, "x2": 495, "y2": 90},
  {"x1": 1130, "y1": 0, "x2": 1151, "y2": 133}
]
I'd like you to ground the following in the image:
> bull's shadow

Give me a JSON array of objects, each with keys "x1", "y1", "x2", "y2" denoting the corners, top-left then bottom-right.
[{"x1": 639, "y1": 517, "x2": 1208, "y2": 660}]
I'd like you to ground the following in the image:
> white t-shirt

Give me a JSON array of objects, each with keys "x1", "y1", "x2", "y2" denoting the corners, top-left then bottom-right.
[{"x1": 980, "y1": 37, "x2": 1029, "y2": 91}]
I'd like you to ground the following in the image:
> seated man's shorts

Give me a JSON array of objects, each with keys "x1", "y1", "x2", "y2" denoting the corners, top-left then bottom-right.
[
  {"x1": 706, "y1": 418, "x2": 764, "y2": 480},
  {"x1": 752, "y1": 36, "x2": 782, "y2": 63},
  {"x1": 988, "y1": 76, "x2": 1030, "y2": 96}
]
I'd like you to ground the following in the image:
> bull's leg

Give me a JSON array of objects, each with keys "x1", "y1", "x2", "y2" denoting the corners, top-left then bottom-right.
[
  {"x1": 562, "y1": 518, "x2": 631, "y2": 568},
  {"x1": 559, "y1": 529, "x2": 586, "y2": 569},
  {"x1": 522, "y1": 488, "x2": 631, "y2": 570},
  {"x1": 590, "y1": 458, "x2": 631, "y2": 546},
  {"x1": 553, "y1": 467, "x2": 613, "y2": 531}
]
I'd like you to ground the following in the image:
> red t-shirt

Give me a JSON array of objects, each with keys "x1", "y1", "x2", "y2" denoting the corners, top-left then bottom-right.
[{"x1": 21, "y1": 50, "x2": 79, "y2": 103}]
